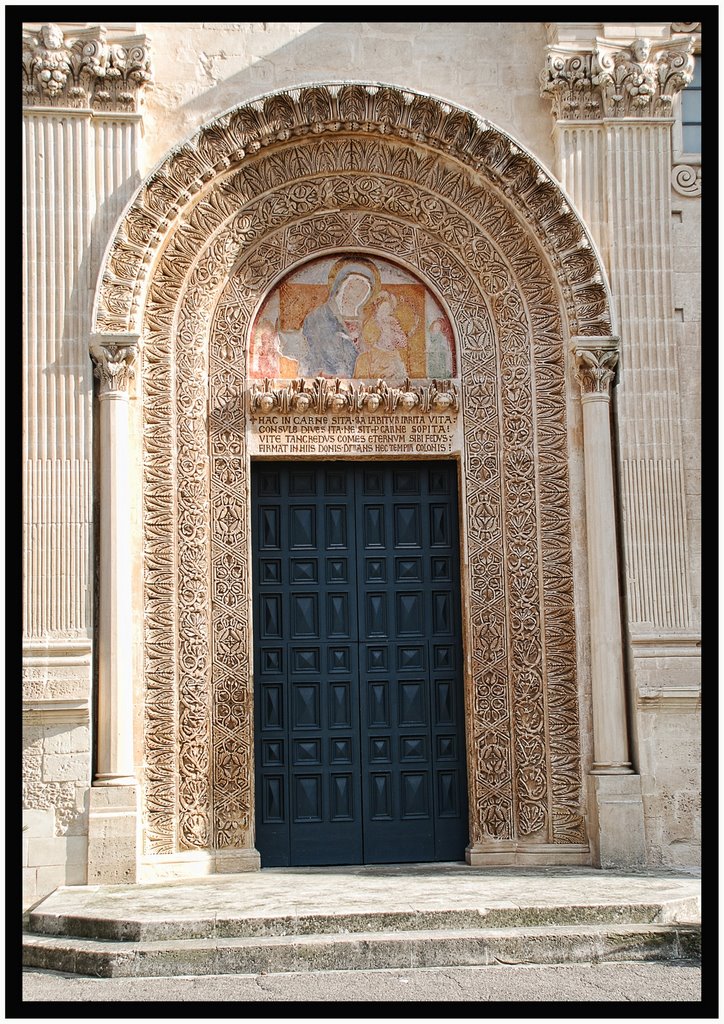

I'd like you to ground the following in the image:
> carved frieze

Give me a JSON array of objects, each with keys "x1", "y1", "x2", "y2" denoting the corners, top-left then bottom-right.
[
  {"x1": 248, "y1": 377, "x2": 459, "y2": 416},
  {"x1": 541, "y1": 37, "x2": 695, "y2": 119},
  {"x1": 22, "y1": 23, "x2": 152, "y2": 111}
]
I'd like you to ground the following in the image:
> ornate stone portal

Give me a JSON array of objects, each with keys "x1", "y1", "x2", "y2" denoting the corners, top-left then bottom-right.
[{"x1": 91, "y1": 83, "x2": 620, "y2": 872}]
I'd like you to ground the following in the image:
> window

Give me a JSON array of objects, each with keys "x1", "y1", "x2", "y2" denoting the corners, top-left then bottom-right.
[{"x1": 681, "y1": 55, "x2": 701, "y2": 155}]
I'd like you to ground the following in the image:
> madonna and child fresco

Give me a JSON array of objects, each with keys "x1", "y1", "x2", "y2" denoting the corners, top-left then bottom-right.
[{"x1": 249, "y1": 255, "x2": 456, "y2": 381}]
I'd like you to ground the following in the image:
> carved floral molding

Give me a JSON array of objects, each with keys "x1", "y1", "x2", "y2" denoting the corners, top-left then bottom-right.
[
  {"x1": 573, "y1": 340, "x2": 620, "y2": 397},
  {"x1": 22, "y1": 22, "x2": 152, "y2": 111},
  {"x1": 541, "y1": 36, "x2": 695, "y2": 119},
  {"x1": 248, "y1": 377, "x2": 459, "y2": 416}
]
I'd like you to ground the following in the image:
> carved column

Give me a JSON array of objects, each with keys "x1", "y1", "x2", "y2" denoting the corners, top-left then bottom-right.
[
  {"x1": 573, "y1": 338, "x2": 646, "y2": 866},
  {"x1": 87, "y1": 337, "x2": 140, "y2": 883}
]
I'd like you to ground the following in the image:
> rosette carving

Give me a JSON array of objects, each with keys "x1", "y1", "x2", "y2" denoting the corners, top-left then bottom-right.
[{"x1": 248, "y1": 378, "x2": 459, "y2": 417}]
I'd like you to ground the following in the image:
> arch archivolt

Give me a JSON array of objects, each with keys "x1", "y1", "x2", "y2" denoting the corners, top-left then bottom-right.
[{"x1": 97, "y1": 86, "x2": 612, "y2": 863}]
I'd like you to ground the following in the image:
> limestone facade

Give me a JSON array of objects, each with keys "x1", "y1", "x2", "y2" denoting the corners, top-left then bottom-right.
[{"x1": 22, "y1": 20, "x2": 701, "y2": 908}]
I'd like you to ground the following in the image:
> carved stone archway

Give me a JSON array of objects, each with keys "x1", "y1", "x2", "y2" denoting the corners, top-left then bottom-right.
[{"x1": 91, "y1": 83, "x2": 619, "y2": 872}]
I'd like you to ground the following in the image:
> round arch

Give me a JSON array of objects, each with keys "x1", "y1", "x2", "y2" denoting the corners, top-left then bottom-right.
[{"x1": 91, "y1": 83, "x2": 616, "y2": 871}]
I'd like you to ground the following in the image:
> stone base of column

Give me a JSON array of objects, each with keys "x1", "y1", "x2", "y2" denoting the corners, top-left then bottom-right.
[
  {"x1": 87, "y1": 784, "x2": 139, "y2": 885},
  {"x1": 466, "y1": 842, "x2": 591, "y2": 867},
  {"x1": 588, "y1": 773, "x2": 647, "y2": 868},
  {"x1": 215, "y1": 848, "x2": 261, "y2": 873}
]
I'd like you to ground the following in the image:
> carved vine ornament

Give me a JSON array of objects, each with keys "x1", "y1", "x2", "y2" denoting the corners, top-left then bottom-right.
[
  {"x1": 248, "y1": 377, "x2": 459, "y2": 417},
  {"x1": 541, "y1": 36, "x2": 695, "y2": 119},
  {"x1": 22, "y1": 22, "x2": 152, "y2": 111}
]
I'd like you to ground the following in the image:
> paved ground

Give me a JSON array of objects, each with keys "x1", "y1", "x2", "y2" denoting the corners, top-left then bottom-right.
[
  {"x1": 19, "y1": 961, "x2": 703, "y2": 1005},
  {"x1": 27, "y1": 862, "x2": 702, "y2": 930}
]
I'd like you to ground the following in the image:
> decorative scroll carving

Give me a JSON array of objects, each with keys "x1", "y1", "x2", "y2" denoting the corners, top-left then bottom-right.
[
  {"x1": 573, "y1": 341, "x2": 620, "y2": 396},
  {"x1": 671, "y1": 23, "x2": 701, "y2": 33},
  {"x1": 22, "y1": 23, "x2": 152, "y2": 111},
  {"x1": 90, "y1": 342, "x2": 136, "y2": 394},
  {"x1": 672, "y1": 164, "x2": 701, "y2": 196},
  {"x1": 104, "y1": 88, "x2": 600, "y2": 858},
  {"x1": 541, "y1": 37, "x2": 695, "y2": 119},
  {"x1": 248, "y1": 377, "x2": 459, "y2": 417}
]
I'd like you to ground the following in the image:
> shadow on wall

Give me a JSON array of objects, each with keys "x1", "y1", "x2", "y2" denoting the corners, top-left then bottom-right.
[{"x1": 139, "y1": 20, "x2": 552, "y2": 167}]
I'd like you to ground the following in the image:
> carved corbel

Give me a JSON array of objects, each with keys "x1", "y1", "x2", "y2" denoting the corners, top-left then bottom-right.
[
  {"x1": 572, "y1": 337, "x2": 620, "y2": 397},
  {"x1": 90, "y1": 335, "x2": 139, "y2": 395}
]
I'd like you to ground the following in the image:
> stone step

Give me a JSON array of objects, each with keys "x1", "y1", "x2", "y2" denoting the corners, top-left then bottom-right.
[
  {"x1": 23, "y1": 922, "x2": 701, "y2": 978},
  {"x1": 26, "y1": 896, "x2": 700, "y2": 943}
]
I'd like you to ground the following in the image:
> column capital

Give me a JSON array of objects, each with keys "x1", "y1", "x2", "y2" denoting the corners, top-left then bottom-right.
[
  {"x1": 22, "y1": 23, "x2": 152, "y2": 112},
  {"x1": 541, "y1": 36, "x2": 695, "y2": 120},
  {"x1": 572, "y1": 337, "x2": 620, "y2": 398},
  {"x1": 90, "y1": 334, "x2": 139, "y2": 396}
]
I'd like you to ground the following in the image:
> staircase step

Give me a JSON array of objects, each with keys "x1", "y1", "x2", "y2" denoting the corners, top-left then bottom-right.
[
  {"x1": 26, "y1": 896, "x2": 700, "y2": 943},
  {"x1": 23, "y1": 922, "x2": 701, "y2": 978}
]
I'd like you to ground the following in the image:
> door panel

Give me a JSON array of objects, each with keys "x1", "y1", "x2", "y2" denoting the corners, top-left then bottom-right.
[{"x1": 252, "y1": 461, "x2": 467, "y2": 866}]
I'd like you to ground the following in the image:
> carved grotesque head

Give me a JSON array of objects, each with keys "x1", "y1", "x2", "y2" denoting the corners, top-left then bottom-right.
[{"x1": 40, "y1": 23, "x2": 64, "y2": 50}]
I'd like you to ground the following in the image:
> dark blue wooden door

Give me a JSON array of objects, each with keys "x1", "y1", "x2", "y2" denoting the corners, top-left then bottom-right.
[{"x1": 252, "y1": 461, "x2": 468, "y2": 866}]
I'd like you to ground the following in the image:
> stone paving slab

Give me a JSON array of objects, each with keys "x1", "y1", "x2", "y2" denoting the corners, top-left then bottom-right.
[{"x1": 27, "y1": 862, "x2": 701, "y2": 929}]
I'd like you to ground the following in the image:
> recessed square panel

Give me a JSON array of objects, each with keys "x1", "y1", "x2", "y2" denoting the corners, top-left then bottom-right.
[
  {"x1": 289, "y1": 470, "x2": 316, "y2": 496},
  {"x1": 395, "y1": 557, "x2": 421, "y2": 582},
  {"x1": 433, "y1": 645, "x2": 454, "y2": 670},
  {"x1": 291, "y1": 648, "x2": 319, "y2": 673},
  {"x1": 370, "y1": 736, "x2": 391, "y2": 762},
  {"x1": 258, "y1": 472, "x2": 280, "y2": 497},
  {"x1": 328, "y1": 647, "x2": 351, "y2": 673},
  {"x1": 362, "y1": 471, "x2": 384, "y2": 495},
  {"x1": 260, "y1": 648, "x2": 283, "y2": 675},
  {"x1": 429, "y1": 469, "x2": 450, "y2": 494},
  {"x1": 366, "y1": 647, "x2": 387, "y2": 672},
  {"x1": 330, "y1": 738, "x2": 352, "y2": 763},
  {"x1": 291, "y1": 559, "x2": 318, "y2": 583},
  {"x1": 262, "y1": 740, "x2": 284, "y2": 766},
  {"x1": 293, "y1": 739, "x2": 321, "y2": 764},
  {"x1": 365, "y1": 558, "x2": 386, "y2": 583},
  {"x1": 260, "y1": 559, "x2": 281, "y2": 583},
  {"x1": 393, "y1": 470, "x2": 420, "y2": 495},
  {"x1": 325, "y1": 470, "x2": 347, "y2": 496},
  {"x1": 326, "y1": 558, "x2": 348, "y2": 583},
  {"x1": 397, "y1": 645, "x2": 424, "y2": 671},
  {"x1": 401, "y1": 736, "x2": 426, "y2": 761}
]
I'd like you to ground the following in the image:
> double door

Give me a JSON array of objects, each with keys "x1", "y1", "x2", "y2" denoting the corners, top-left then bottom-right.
[{"x1": 252, "y1": 460, "x2": 468, "y2": 866}]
